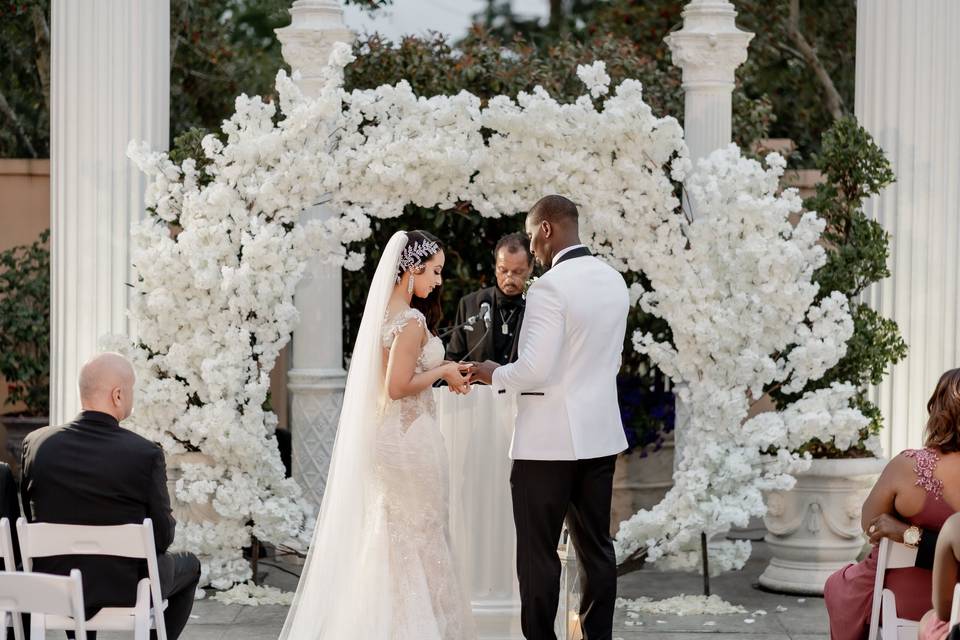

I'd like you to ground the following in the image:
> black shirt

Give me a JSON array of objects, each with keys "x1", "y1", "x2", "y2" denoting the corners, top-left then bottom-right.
[{"x1": 445, "y1": 286, "x2": 525, "y2": 365}]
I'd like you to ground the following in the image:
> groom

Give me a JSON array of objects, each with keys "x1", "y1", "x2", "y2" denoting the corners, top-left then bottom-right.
[{"x1": 473, "y1": 195, "x2": 629, "y2": 640}]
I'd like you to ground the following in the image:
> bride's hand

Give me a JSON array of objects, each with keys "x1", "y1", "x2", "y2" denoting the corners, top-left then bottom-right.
[{"x1": 441, "y1": 362, "x2": 471, "y2": 394}]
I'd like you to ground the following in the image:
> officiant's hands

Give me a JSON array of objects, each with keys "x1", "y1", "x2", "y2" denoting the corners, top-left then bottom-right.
[{"x1": 442, "y1": 361, "x2": 474, "y2": 394}]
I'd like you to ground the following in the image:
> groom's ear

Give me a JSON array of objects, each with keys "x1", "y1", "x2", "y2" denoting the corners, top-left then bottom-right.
[{"x1": 540, "y1": 220, "x2": 552, "y2": 238}]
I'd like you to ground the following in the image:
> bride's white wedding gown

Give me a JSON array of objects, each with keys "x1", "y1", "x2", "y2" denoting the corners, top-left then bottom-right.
[
  {"x1": 374, "y1": 308, "x2": 474, "y2": 639},
  {"x1": 279, "y1": 231, "x2": 475, "y2": 640}
]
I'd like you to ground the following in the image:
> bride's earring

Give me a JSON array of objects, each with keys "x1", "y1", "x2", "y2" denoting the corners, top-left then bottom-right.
[{"x1": 407, "y1": 274, "x2": 415, "y2": 295}]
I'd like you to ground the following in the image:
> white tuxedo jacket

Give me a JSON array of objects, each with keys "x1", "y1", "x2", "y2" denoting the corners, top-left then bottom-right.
[{"x1": 492, "y1": 247, "x2": 630, "y2": 460}]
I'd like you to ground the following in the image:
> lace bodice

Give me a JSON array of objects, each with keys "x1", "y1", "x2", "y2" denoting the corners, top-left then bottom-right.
[
  {"x1": 382, "y1": 308, "x2": 446, "y2": 372},
  {"x1": 381, "y1": 308, "x2": 445, "y2": 433}
]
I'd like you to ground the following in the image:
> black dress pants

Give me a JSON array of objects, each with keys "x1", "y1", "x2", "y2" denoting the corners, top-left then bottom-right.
[{"x1": 510, "y1": 455, "x2": 618, "y2": 640}]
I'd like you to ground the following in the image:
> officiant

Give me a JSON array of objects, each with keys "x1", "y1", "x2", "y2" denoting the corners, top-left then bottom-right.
[{"x1": 446, "y1": 232, "x2": 534, "y2": 365}]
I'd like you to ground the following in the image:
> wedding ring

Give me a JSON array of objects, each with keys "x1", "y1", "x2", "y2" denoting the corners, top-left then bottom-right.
[{"x1": 868, "y1": 525, "x2": 877, "y2": 534}]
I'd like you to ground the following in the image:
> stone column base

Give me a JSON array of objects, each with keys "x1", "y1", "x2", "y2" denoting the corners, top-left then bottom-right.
[{"x1": 288, "y1": 368, "x2": 346, "y2": 508}]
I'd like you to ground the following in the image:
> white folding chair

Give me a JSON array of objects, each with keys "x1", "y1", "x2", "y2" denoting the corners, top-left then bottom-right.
[
  {"x1": 0, "y1": 569, "x2": 86, "y2": 639},
  {"x1": 17, "y1": 518, "x2": 168, "y2": 640},
  {"x1": 0, "y1": 519, "x2": 24, "y2": 640},
  {"x1": 948, "y1": 582, "x2": 960, "y2": 631},
  {"x1": 867, "y1": 537, "x2": 920, "y2": 640}
]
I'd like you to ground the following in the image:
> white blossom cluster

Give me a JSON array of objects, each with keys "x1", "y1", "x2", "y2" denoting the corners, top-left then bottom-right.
[
  {"x1": 616, "y1": 594, "x2": 747, "y2": 617},
  {"x1": 123, "y1": 42, "x2": 866, "y2": 591},
  {"x1": 119, "y1": 57, "x2": 364, "y2": 588},
  {"x1": 614, "y1": 146, "x2": 869, "y2": 572}
]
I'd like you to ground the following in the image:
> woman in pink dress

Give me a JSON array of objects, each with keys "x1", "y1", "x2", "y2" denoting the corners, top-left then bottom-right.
[{"x1": 824, "y1": 368, "x2": 960, "y2": 640}]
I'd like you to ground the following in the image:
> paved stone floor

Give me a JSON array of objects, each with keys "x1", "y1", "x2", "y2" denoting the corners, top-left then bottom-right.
[{"x1": 101, "y1": 541, "x2": 829, "y2": 639}]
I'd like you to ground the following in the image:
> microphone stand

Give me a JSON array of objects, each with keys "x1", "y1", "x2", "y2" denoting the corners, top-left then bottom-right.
[
  {"x1": 437, "y1": 314, "x2": 481, "y2": 340},
  {"x1": 433, "y1": 315, "x2": 491, "y2": 388},
  {"x1": 460, "y1": 322, "x2": 491, "y2": 363}
]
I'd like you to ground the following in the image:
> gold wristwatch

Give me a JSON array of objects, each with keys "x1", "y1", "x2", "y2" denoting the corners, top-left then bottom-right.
[{"x1": 903, "y1": 525, "x2": 922, "y2": 547}]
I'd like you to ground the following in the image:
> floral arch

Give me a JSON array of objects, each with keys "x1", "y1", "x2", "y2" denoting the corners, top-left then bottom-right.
[{"x1": 120, "y1": 43, "x2": 865, "y2": 591}]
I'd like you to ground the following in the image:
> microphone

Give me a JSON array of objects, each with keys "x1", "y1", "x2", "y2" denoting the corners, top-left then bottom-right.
[
  {"x1": 437, "y1": 307, "x2": 484, "y2": 339},
  {"x1": 480, "y1": 302, "x2": 492, "y2": 329}
]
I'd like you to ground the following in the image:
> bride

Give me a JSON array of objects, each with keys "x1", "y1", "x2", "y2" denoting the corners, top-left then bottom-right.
[{"x1": 279, "y1": 230, "x2": 477, "y2": 639}]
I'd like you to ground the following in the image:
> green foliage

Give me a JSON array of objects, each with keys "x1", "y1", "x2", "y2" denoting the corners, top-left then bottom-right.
[
  {"x1": 734, "y1": 0, "x2": 856, "y2": 161},
  {"x1": 168, "y1": 126, "x2": 218, "y2": 187},
  {"x1": 770, "y1": 117, "x2": 906, "y2": 458},
  {"x1": 348, "y1": 29, "x2": 682, "y2": 115},
  {"x1": 0, "y1": 1, "x2": 296, "y2": 156},
  {"x1": 474, "y1": 0, "x2": 854, "y2": 162},
  {"x1": 0, "y1": 0, "x2": 50, "y2": 158},
  {"x1": 0, "y1": 229, "x2": 50, "y2": 416},
  {"x1": 169, "y1": 0, "x2": 291, "y2": 145}
]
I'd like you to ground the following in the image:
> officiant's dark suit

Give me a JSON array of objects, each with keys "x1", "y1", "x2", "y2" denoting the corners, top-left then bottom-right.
[
  {"x1": 446, "y1": 233, "x2": 534, "y2": 365},
  {"x1": 21, "y1": 410, "x2": 200, "y2": 640}
]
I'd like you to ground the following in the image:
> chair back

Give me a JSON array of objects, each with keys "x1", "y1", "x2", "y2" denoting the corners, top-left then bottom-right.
[
  {"x1": 868, "y1": 538, "x2": 919, "y2": 640},
  {"x1": 0, "y1": 569, "x2": 86, "y2": 638},
  {"x1": 17, "y1": 520, "x2": 154, "y2": 562},
  {"x1": 16, "y1": 518, "x2": 165, "y2": 639}
]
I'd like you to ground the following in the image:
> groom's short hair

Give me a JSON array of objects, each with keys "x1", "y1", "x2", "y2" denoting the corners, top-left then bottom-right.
[{"x1": 529, "y1": 195, "x2": 579, "y2": 226}]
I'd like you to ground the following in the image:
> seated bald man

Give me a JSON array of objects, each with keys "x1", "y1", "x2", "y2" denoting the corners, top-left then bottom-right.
[{"x1": 20, "y1": 352, "x2": 200, "y2": 640}]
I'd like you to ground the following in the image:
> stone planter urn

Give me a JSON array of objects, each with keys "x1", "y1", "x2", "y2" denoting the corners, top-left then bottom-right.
[
  {"x1": 165, "y1": 451, "x2": 221, "y2": 524},
  {"x1": 759, "y1": 457, "x2": 887, "y2": 594}
]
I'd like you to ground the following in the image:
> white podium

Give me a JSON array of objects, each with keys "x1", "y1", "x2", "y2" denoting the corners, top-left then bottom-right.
[{"x1": 435, "y1": 386, "x2": 524, "y2": 640}]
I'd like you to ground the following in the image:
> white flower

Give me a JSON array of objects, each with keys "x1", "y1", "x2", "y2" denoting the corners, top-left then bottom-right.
[
  {"x1": 616, "y1": 594, "x2": 747, "y2": 616},
  {"x1": 576, "y1": 61, "x2": 611, "y2": 98}
]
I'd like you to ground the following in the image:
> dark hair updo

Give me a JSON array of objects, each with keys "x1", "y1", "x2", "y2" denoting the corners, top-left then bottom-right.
[{"x1": 399, "y1": 230, "x2": 444, "y2": 335}]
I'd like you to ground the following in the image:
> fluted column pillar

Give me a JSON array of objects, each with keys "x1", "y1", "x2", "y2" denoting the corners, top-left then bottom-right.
[
  {"x1": 276, "y1": 0, "x2": 353, "y2": 507},
  {"x1": 50, "y1": 0, "x2": 169, "y2": 423},
  {"x1": 857, "y1": 0, "x2": 960, "y2": 455}
]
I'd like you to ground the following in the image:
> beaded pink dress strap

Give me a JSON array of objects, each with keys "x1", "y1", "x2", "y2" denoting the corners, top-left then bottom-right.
[{"x1": 904, "y1": 448, "x2": 944, "y2": 499}]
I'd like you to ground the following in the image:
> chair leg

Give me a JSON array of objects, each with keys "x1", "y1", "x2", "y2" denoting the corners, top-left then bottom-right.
[
  {"x1": 135, "y1": 619, "x2": 149, "y2": 640},
  {"x1": 881, "y1": 590, "x2": 898, "y2": 640},
  {"x1": 29, "y1": 614, "x2": 45, "y2": 640},
  {"x1": 11, "y1": 611, "x2": 24, "y2": 640},
  {"x1": 135, "y1": 578, "x2": 152, "y2": 640}
]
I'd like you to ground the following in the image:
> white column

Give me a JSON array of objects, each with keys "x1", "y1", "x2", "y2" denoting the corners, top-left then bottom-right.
[
  {"x1": 856, "y1": 0, "x2": 960, "y2": 456},
  {"x1": 664, "y1": 0, "x2": 753, "y2": 164},
  {"x1": 665, "y1": 0, "x2": 756, "y2": 539},
  {"x1": 50, "y1": 0, "x2": 169, "y2": 424},
  {"x1": 276, "y1": 0, "x2": 353, "y2": 507}
]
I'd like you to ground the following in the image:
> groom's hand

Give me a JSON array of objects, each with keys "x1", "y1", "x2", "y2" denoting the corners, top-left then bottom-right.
[{"x1": 473, "y1": 360, "x2": 499, "y2": 386}]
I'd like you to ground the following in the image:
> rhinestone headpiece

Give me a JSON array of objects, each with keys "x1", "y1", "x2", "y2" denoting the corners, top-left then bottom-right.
[{"x1": 396, "y1": 238, "x2": 441, "y2": 283}]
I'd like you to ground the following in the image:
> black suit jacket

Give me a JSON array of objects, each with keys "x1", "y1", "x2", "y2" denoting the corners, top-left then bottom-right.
[
  {"x1": 20, "y1": 411, "x2": 175, "y2": 615},
  {"x1": 445, "y1": 286, "x2": 524, "y2": 364}
]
